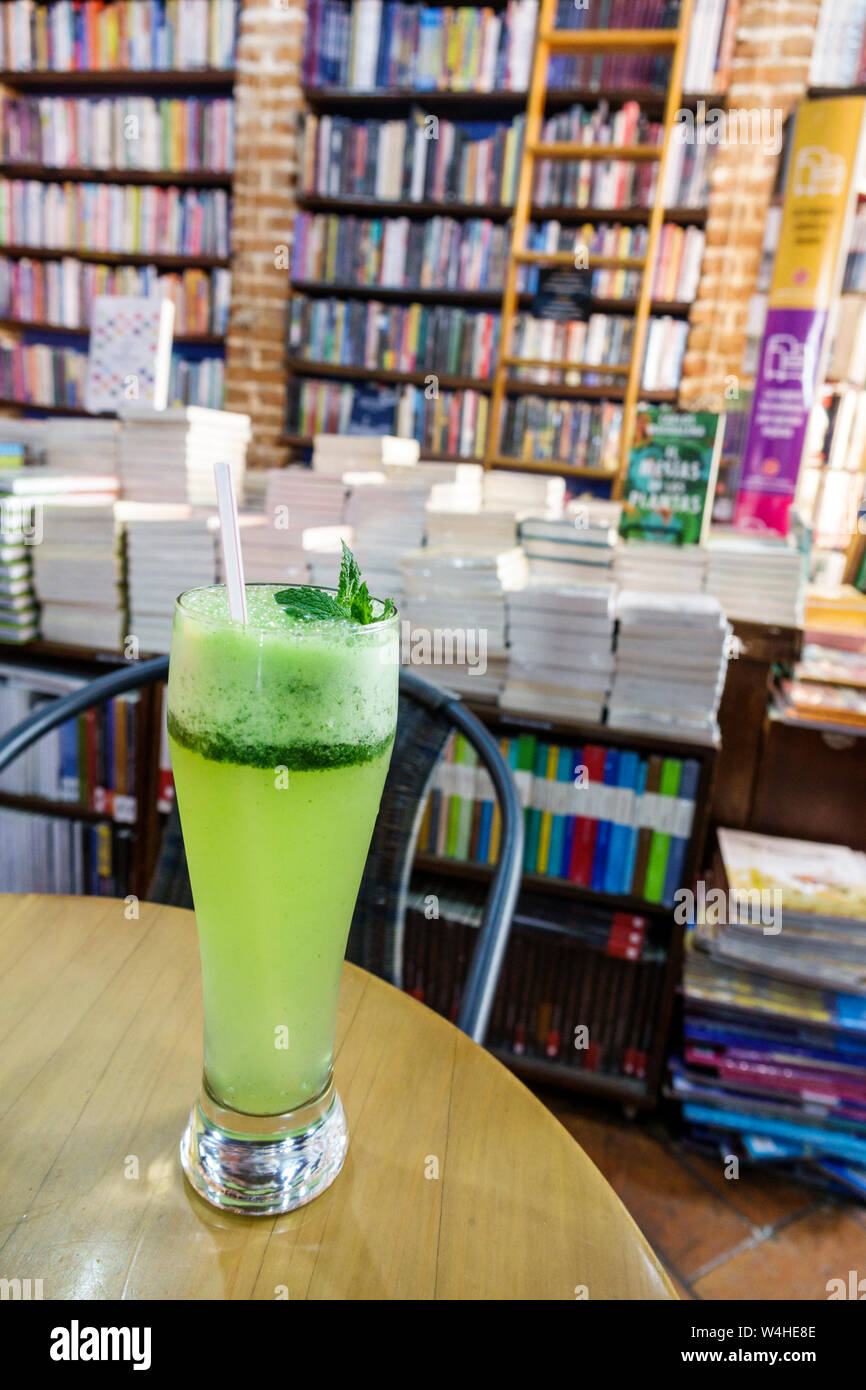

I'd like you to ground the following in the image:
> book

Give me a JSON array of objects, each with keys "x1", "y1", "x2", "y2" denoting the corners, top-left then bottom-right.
[
  {"x1": 619, "y1": 407, "x2": 725, "y2": 546},
  {"x1": 85, "y1": 295, "x2": 175, "y2": 414}
]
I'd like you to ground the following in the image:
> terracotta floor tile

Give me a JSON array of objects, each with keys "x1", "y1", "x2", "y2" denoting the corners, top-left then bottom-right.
[
  {"x1": 692, "y1": 1205, "x2": 866, "y2": 1301},
  {"x1": 544, "y1": 1094, "x2": 753, "y2": 1282},
  {"x1": 678, "y1": 1149, "x2": 817, "y2": 1230}
]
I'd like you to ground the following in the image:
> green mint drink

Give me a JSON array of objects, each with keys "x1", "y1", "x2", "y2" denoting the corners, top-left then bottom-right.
[{"x1": 168, "y1": 583, "x2": 398, "y2": 1118}]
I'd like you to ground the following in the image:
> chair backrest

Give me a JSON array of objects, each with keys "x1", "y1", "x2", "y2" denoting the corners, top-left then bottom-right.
[{"x1": 0, "y1": 659, "x2": 523, "y2": 1042}]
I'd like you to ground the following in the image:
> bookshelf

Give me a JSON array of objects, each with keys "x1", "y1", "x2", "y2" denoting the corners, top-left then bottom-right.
[
  {"x1": 0, "y1": 4, "x2": 238, "y2": 415},
  {"x1": 408, "y1": 696, "x2": 718, "y2": 1108},
  {"x1": 0, "y1": 639, "x2": 164, "y2": 900},
  {"x1": 286, "y1": 0, "x2": 714, "y2": 482}
]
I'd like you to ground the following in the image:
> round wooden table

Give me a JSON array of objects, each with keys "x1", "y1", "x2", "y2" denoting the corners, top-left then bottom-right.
[{"x1": 0, "y1": 894, "x2": 675, "y2": 1300}]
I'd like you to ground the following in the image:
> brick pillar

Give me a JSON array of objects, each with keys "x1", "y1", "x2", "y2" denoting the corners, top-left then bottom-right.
[
  {"x1": 678, "y1": 0, "x2": 822, "y2": 410},
  {"x1": 224, "y1": 0, "x2": 304, "y2": 470}
]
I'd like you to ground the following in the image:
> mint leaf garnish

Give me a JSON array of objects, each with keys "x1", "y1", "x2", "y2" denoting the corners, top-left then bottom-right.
[
  {"x1": 336, "y1": 540, "x2": 362, "y2": 610},
  {"x1": 273, "y1": 587, "x2": 347, "y2": 622},
  {"x1": 273, "y1": 543, "x2": 395, "y2": 625}
]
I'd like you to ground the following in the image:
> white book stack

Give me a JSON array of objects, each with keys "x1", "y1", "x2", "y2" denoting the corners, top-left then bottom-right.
[
  {"x1": 311, "y1": 433, "x2": 419, "y2": 475},
  {"x1": 426, "y1": 464, "x2": 484, "y2": 513},
  {"x1": 608, "y1": 591, "x2": 731, "y2": 742},
  {"x1": 614, "y1": 540, "x2": 707, "y2": 594},
  {"x1": 118, "y1": 407, "x2": 250, "y2": 506},
  {"x1": 401, "y1": 545, "x2": 529, "y2": 698},
  {"x1": 34, "y1": 494, "x2": 124, "y2": 650},
  {"x1": 305, "y1": 526, "x2": 356, "y2": 588},
  {"x1": 120, "y1": 503, "x2": 218, "y2": 654},
  {"x1": 482, "y1": 469, "x2": 565, "y2": 519},
  {"x1": 344, "y1": 469, "x2": 437, "y2": 610},
  {"x1": 502, "y1": 580, "x2": 617, "y2": 722},
  {"x1": 704, "y1": 532, "x2": 805, "y2": 627},
  {"x1": 0, "y1": 418, "x2": 47, "y2": 461},
  {"x1": 426, "y1": 506, "x2": 519, "y2": 552},
  {"x1": 261, "y1": 467, "x2": 350, "y2": 582},
  {"x1": 0, "y1": 534, "x2": 38, "y2": 644},
  {"x1": 519, "y1": 499, "x2": 621, "y2": 586},
  {"x1": 45, "y1": 418, "x2": 119, "y2": 474}
]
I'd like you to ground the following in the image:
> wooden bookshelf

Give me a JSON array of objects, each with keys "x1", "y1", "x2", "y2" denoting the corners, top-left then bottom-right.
[
  {"x1": 0, "y1": 70, "x2": 235, "y2": 91},
  {"x1": 0, "y1": 245, "x2": 231, "y2": 269},
  {"x1": 0, "y1": 319, "x2": 225, "y2": 347},
  {"x1": 0, "y1": 164, "x2": 233, "y2": 187},
  {"x1": 0, "y1": 57, "x2": 236, "y2": 414},
  {"x1": 288, "y1": 5, "x2": 709, "y2": 469},
  {"x1": 297, "y1": 193, "x2": 707, "y2": 226}
]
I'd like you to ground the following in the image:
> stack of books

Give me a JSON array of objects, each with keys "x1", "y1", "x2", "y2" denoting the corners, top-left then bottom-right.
[
  {"x1": 44, "y1": 418, "x2": 118, "y2": 474},
  {"x1": 401, "y1": 545, "x2": 528, "y2": 698},
  {"x1": 608, "y1": 591, "x2": 730, "y2": 742},
  {"x1": 774, "y1": 585, "x2": 866, "y2": 733},
  {"x1": 117, "y1": 407, "x2": 250, "y2": 507},
  {"x1": 674, "y1": 828, "x2": 866, "y2": 1202},
  {"x1": 519, "y1": 499, "x2": 621, "y2": 585},
  {"x1": 482, "y1": 469, "x2": 565, "y2": 518},
  {"x1": 30, "y1": 477, "x2": 123, "y2": 650},
  {"x1": 613, "y1": 541, "x2": 707, "y2": 594},
  {"x1": 501, "y1": 579, "x2": 617, "y2": 722},
  {"x1": 344, "y1": 465, "x2": 445, "y2": 610},
  {"x1": 705, "y1": 533, "x2": 805, "y2": 627},
  {"x1": 426, "y1": 505, "x2": 518, "y2": 553},
  {"x1": 120, "y1": 503, "x2": 218, "y2": 655},
  {"x1": 0, "y1": 503, "x2": 38, "y2": 644},
  {"x1": 312, "y1": 433, "x2": 419, "y2": 473},
  {"x1": 258, "y1": 466, "x2": 350, "y2": 581}
]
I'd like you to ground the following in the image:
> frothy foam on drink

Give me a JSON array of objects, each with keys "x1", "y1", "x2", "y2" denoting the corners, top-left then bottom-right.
[{"x1": 167, "y1": 584, "x2": 398, "y2": 769}]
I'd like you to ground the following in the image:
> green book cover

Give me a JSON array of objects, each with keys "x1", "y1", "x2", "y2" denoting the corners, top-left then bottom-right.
[
  {"x1": 454, "y1": 743, "x2": 479, "y2": 862},
  {"x1": 446, "y1": 734, "x2": 464, "y2": 859},
  {"x1": 524, "y1": 742, "x2": 549, "y2": 874},
  {"x1": 619, "y1": 408, "x2": 725, "y2": 546},
  {"x1": 643, "y1": 758, "x2": 683, "y2": 903},
  {"x1": 516, "y1": 732, "x2": 537, "y2": 866}
]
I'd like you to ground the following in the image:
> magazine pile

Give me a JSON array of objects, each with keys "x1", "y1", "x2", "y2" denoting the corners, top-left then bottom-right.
[{"x1": 670, "y1": 828, "x2": 866, "y2": 1200}]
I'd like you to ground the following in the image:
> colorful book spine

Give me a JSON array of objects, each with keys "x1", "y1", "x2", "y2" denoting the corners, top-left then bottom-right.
[
  {"x1": 590, "y1": 748, "x2": 620, "y2": 893},
  {"x1": 643, "y1": 758, "x2": 683, "y2": 904}
]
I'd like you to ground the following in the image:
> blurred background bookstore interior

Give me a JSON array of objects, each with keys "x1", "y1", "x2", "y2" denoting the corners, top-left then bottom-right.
[{"x1": 4, "y1": 0, "x2": 866, "y2": 1299}]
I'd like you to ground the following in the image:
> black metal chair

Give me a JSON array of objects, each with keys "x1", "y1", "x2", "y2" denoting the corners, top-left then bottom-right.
[{"x1": 0, "y1": 657, "x2": 523, "y2": 1043}]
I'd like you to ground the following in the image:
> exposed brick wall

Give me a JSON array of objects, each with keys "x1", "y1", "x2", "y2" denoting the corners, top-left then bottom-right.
[
  {"x1": 224, "y1": 0, "x2": 304, "y2": 469},
  {"x1": 679, "y1": 0, "x2": 823, "y2": 410}
]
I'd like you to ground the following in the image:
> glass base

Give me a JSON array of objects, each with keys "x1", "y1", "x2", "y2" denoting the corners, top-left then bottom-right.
[{"x1": 180, "y1": 1072, "x2": 348, "y2": 1216}]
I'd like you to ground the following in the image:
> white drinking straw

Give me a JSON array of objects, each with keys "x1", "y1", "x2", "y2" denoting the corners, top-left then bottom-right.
[{"x1": 214, "y1": 460, "x2": 247, "y2": 624}]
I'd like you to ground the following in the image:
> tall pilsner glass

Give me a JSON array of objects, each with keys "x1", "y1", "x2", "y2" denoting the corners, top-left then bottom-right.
[{"x1": 168, "y1": 584, "x2": 398, "y2": 1214}]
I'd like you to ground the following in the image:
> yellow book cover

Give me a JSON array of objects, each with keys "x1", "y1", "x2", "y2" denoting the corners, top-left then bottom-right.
[
  {"x1": 536, "y1": 744, "x2": 559, "y2": 873},
  {"x1": 487, "y1": 737, "x2": 509, "y2": 862},
  {"x1": 97, "y1": 824, "x2": 113, "y2": 880}
]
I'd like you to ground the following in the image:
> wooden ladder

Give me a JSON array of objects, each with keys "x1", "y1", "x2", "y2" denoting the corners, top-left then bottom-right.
[{"x1": 484, "y1": 0, "x2": 695, "y2": 492}]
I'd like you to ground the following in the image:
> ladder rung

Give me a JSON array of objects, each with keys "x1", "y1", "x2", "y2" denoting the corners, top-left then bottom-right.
[
  {"x1": 528, "y1": 142, "x2": 662, "y2": 161},
  {"x1": 540, "y1": 29, "x2": 680, "y2": 54},
  {"x1": 513, "y1": 251, "x2": 646, "y2": 270},
  {"x1": 503, "y1": 357, "x2": 631, "y2": 375},
  {"x1": 488, "y1": 454, "x2": 618, "y2": 479}
]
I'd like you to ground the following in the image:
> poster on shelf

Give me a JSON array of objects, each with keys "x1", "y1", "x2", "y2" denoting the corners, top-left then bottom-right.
[{"x1": 735, "y1": 97, "x2": 866, "y2": 537}]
